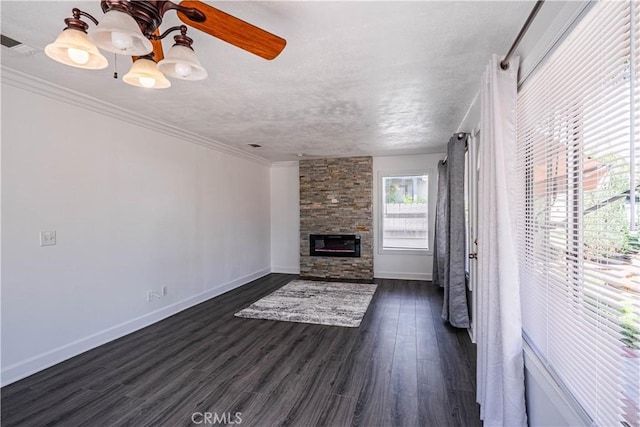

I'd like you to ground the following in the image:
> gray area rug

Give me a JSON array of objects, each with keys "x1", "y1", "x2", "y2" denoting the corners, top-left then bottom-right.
[{"x1": 234, "y1": 279, "x2": 377, "y2": 327}]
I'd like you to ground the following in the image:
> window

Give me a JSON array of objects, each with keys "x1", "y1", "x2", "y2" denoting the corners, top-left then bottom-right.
[
  {"x1": 516, "y1": 1, "x2": 639, "y2": 425},
  {"x1": 379, "y1": 172, "x2": 429, "y2": 252}
]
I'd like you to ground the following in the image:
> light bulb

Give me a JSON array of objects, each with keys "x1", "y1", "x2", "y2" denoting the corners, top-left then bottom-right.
[
  {"x1": 174, "y1": 62, "x2": 192, "y2": 78},
  {"x1": 67, "y1": 48, "x2": 89, "y2": 65},
  {"x1": 139, "y1": 77, "x2": 156, "y2": 88},
  {"x1": 111, "y1": 31, "x2": 133, "y2": 51}
]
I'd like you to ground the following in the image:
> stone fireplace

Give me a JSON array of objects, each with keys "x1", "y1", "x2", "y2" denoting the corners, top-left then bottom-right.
[{"x1": 299, "y1": 157, "x2": 373, "y2": 280}]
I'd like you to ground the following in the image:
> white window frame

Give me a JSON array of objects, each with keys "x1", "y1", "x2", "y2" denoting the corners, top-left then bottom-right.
[{"x1": 377, "y1": 169, "x2": 432, "y2": 255}]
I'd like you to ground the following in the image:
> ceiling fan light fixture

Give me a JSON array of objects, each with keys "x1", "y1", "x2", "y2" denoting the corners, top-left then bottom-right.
[
  {"x1": 123, "y1": 56, "x2": 171, "y2": 89},
  {"x1": 47, "y1": 1, "x2": 286, "y2": 89},
  {"x1": 157, "y1": 44, "x2": 207, "y2": 81},
  {"x1": 88, "y1": 9, "x2": 152, "y2": 56},
  {"x1": 45, "y1": 28, "x2": 108, "y2": 70}
]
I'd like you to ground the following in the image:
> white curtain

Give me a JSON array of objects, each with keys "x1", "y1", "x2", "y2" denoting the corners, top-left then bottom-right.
[{"x1": 476, "y1": 54, "x2": 527, "y2": 426}]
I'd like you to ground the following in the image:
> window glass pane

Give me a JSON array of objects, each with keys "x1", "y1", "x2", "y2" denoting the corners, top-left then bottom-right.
[{"x1": 382, "y1": 175, "x2": 428, "y2": 250}]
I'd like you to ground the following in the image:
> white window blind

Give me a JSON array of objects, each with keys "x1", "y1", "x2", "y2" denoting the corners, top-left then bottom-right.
[{"x1": 516, "y1": 1, "x2": 640, "y2": 426}]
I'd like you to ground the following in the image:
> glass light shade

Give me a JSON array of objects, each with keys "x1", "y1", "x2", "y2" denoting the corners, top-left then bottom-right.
[
  {"x1": 45, "y1": 28, "x2": 108, "y2": 70},
  {"x1": 123, "y1": 57, "x2": 171, "y2": 89},
  {"x1": 87, "y1": 10, "x2": 152, "y2": 55},
  {"x1": 157, "y1": 45, "x2": 208, "y2": 80}
]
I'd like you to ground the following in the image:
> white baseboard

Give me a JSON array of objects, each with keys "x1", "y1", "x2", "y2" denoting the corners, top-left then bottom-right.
[
  {"x1": 1, "y1": 267, "x2": 271, "y2": 387},
  {"x1": 270, "y1": 265, "x2": 300, "y2": 274},
  {"x1": 374, "y1": 271, "x2": 432, "y2": 281}
]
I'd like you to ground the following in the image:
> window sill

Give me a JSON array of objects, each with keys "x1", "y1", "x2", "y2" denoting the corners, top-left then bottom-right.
[{"x1": 378, "y1": 248, "x2": 432, "y2": 256}]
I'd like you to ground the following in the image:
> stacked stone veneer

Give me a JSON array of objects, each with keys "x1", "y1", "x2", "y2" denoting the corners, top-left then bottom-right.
[{"x1": 299, "y1": 157, "x2": 373, "y2": 280}]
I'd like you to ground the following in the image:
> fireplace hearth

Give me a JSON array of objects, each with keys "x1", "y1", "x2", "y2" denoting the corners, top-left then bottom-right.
[{"x1": 310, "y1": 234, "x2": 361, "y2": 258}]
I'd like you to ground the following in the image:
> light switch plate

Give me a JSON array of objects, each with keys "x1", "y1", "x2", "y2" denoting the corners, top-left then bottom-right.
[{"x1": 40, "y1": 231, "x2": 56, "y2": 246}]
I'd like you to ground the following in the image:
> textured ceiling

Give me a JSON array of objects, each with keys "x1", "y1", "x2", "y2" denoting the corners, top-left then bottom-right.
[{"x1": 1, "y1": 1, "x2": 535, "y2": 162}]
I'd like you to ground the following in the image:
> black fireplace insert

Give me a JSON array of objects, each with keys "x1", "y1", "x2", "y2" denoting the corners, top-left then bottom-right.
[{"x1": 310, "y1": 234, "x2": 361, "y2": 257}]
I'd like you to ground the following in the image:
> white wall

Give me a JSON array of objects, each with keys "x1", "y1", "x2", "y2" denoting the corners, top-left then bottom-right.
[
  {"x1": 373, "y1": 154, "x2": 443, "y2": 281},
  {"x1": 1, "y1": 80, "x2": 271, "y2": 385},
  {"x1": 270, "y1": 162, "x2": 299, "y2": 274},
  {"x1": 523, "y1": 342, "x2": 592, "y2": 426}
]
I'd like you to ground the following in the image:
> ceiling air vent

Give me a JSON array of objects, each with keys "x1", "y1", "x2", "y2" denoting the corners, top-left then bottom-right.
[
  {"x1": 1, "y1": 34, "x2": 20, "y2": 48},
  {"x1": 248, "y1": 144, "x2": 262, "y2": 148},
  {"x1": 1, "y1": 34, "x2": 39, "y2": 55}
]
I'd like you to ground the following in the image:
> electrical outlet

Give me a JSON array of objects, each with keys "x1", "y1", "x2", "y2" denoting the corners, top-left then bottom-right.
[
  {"x1": 147, "y1": 291, "x2": 154, "y2": 302},
  {"x1": 162, "y1": 285, "x2": 168, "y2": 296},
  {"x1": 40, "y1": 231, "x2": 56, "y2": 246}
]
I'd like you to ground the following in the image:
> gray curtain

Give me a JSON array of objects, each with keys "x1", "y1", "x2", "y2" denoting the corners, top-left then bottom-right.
[
  {"x1": 436, "y1": 135, "x2": 470, "y2": 328},
  {"x1": 432, "y1": 160, "x2": 448, "y2": 287}
]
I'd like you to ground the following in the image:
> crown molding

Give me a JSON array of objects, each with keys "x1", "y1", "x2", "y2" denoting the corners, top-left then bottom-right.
[{"x1": 0, "y1": 66, "x2": 272, "y2": 167}]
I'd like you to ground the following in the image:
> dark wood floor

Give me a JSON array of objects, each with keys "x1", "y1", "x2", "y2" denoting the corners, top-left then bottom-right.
[{"x1": 1, "y1": 274, "x2": 481, "y2": 427}]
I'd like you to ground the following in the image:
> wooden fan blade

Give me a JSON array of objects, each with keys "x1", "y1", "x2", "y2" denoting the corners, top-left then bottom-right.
[
  {"x1": 132, "y1": 29, "x2": 164, "y2": 63},
  {"x1": 178, "y1": 0, "x2": 286, "y2": 60}
]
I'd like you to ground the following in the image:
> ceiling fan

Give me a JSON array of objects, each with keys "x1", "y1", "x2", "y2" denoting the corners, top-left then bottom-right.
[{"x1": 45, "y1": 0, "x2": 286, "y2": 88}]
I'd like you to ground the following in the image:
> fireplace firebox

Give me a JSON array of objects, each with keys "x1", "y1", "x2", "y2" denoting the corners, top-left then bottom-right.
[{"x1": 310, "y1": 234, "x2": 361, "y2": 257}]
